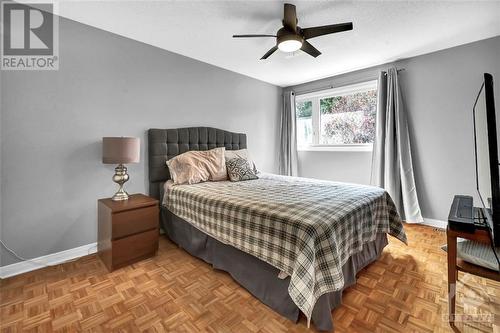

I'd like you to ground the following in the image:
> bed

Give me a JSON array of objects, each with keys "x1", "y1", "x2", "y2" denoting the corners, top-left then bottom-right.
[{"x1": 148, "y1": 127, "x2": 407, "y2": 331}]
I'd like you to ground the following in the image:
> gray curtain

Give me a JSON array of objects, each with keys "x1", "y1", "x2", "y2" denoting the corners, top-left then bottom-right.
[
  {"x1": 279, "y1": 91, "x2": 298, "y2": 176},
  {"x1": 371, "y1": 68, "x2": 423, "y2": 223}
]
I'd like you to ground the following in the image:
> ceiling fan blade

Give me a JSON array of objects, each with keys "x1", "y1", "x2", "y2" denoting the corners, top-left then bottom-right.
[
  {"x1": 260, "y1": 45, "x2": 278, "y2": 60},
  {"x1": 301, "y1": 41, "x2": 321, "y2": 58},
  {"x1": 233, "y1": 34, "x2": 276, "y2": 38},
  {"x1": 301, "y1": 22, "x2": 353, "y2": 40},
  {"x1": 283, "y1": 3, "x2": 297, "y2": 32}
]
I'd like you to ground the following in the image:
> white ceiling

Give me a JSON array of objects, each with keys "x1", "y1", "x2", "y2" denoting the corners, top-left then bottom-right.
[{"x1": 52, "y1": 1, "x2": 500, "y2": 87}]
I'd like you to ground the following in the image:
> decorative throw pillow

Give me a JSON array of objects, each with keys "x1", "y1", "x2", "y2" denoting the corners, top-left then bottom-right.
[
  {"x1": 225, "y1": 149, "x2": 258, "y2": 174},
  {"x1": 167, "y1": 147, "x2": 227, "y2": 185},
  {"x1": 226, "y1": 158, "x2": 259, "y2": 182}
]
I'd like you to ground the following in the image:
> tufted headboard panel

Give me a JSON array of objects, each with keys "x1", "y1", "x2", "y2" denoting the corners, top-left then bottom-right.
[{"x1": 148, "y1": 127, "x2": 247, "y2": 200}]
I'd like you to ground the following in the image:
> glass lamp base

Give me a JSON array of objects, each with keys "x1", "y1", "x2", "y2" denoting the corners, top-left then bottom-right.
[
  {"x1": 112, "y1": 189, "x2": 129, "y2": 201},
  {"x1": 111, "y1": 164, "x2": 130, "y2": 201}
]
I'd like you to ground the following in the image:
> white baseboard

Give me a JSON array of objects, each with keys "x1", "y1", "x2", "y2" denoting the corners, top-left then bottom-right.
[
  {"x1": 0, "y1": 242, "x2": 97, "y2": 279},
  {"x1": 420, "y1": 218, "x2": 447, "y2": 229}
]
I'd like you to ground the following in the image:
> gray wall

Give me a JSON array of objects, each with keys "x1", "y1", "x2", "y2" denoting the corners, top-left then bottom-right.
[
  {"x1": 297, "y1": 151, "x2": 372, "y2": 185},
  {"x1": 0, "y1": 17, "x2": 281, "y2": 266},
  {"x1": 287, "y1": 36, "x2": 500, "y2": 222}
]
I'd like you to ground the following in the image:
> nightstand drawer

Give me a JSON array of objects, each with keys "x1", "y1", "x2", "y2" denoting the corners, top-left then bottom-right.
[
  {"x1": 112, "y1": 205, "x2": 158, "y2": 239},
  {"x1": 112, "y1": 229, "x2": 158, "y2": 268}
]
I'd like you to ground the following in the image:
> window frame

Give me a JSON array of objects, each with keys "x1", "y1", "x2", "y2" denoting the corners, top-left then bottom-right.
[{"x1": 295, "y1": 80, "x2": 378, "y2": 152}]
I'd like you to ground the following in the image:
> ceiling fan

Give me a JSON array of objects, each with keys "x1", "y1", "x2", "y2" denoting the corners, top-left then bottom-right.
[{"x1": 233, "y1": 3, "x2": 353, "y2": 60}]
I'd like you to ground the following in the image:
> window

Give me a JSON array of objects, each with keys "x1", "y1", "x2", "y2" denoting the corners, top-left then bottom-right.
[
  {"x1": 295, "y1": 80, "x2": 378, "y2": 151},
  {"x1": 296, "y1": 100, "x2": 313, "y2": 146}
]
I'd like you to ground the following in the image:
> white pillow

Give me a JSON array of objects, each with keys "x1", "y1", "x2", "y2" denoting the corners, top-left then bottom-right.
[{"x1": 167, "y1": 147, "x2": 227, "y2": 185}]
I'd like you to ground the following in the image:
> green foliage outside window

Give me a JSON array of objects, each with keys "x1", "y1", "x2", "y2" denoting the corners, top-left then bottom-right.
[
  {"x1": 296, "y1": 100, "x2": 312, "y2": 118},
  {"x1": 320, "y1": 91, "x2": 376, "y2": 115},
  {"x1": 320, "y1": 90, "x2": 377, "y2": 144}
]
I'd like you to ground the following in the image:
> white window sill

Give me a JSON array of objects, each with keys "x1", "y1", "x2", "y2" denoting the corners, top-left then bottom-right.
[{"x1": 298, "y1": 145, "x2": 373, "y2": 152}]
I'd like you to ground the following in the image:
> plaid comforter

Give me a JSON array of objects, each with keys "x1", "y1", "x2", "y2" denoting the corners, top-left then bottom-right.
[{"x1": 165, "y1": 173, "x2": 407, "y2": 323}]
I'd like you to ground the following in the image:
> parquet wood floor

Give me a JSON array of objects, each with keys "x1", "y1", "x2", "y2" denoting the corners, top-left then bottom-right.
[{"x1": 1, "y1": 224, "x2": 499, "y2": 332}]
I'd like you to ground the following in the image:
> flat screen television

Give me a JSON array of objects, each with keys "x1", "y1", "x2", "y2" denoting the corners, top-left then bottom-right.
[{"x1": 473, "y1": 73, "x2": 500, "y2": 247}]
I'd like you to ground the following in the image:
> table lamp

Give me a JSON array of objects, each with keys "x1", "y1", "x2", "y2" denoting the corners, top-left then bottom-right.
[{"x1": 102, "y1": 137, "x2": 140, "y2": 201}]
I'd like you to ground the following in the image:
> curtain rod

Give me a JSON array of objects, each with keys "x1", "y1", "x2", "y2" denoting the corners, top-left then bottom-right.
[
  {"x1": 383, "y1": 68, "x2": 406, "y2": 75},
  {"x1": 293, "y1": 68, "x2": 405, "y2": 96}
]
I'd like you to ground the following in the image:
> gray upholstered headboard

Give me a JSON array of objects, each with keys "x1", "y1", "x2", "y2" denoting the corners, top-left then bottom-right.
[{"x1": 148, "y1": 127, "x2": 247, "y2": 200}]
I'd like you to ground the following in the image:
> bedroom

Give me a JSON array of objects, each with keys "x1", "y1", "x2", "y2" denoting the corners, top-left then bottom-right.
[{"x1": 0, "y1": 1, "x2": 499, "y2": 332}]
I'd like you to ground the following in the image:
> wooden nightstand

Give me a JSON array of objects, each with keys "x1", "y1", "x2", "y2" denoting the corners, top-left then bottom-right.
[{"x1": 98, "y1": 194, "x2": 159, "y2": 271}]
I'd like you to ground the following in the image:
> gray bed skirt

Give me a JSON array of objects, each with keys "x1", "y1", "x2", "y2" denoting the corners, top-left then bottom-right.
[{"x1": 161, "y1": 208, "x2": 388, "y2": 332}]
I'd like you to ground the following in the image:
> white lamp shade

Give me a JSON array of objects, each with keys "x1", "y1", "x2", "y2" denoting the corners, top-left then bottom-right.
[{"x1": 102, "y1": 137, "x2": 140, "y2": 164}]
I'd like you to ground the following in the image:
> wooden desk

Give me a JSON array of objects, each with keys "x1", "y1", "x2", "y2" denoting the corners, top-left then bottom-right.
[{"x1": 446, "y1": 226, "x2": 500, "y2": 323}]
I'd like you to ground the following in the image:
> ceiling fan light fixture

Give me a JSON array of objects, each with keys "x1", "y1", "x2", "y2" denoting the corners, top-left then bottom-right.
[
  {"x1": 278, "y1": 39, "x2": 302, "y2": 52},
  {"x1": 233, "y1": 3, "x2": 353, "y2": 60},
  {"x1": 277, "y1": 33, "x2": 303, "y2": 53}
]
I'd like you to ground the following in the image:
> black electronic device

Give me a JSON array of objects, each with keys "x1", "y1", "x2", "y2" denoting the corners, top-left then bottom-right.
[
  {"x1": 473, "y1": 73, "x2": 500, "y2": 247},
  {"x1": 448, "y1": 194, "x2": 490, "y2": 231},
  {"x1": 448, "y1": 195, "x2": 476, "y2": 232}
]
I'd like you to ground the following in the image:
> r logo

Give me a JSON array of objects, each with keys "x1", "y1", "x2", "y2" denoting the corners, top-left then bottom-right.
[
  {"x1": 1, "y1": 1, "x2": 58, "y2": 70},
  {"x1": 2, "y1": 3, "x2": 54, "y2": 55}
]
